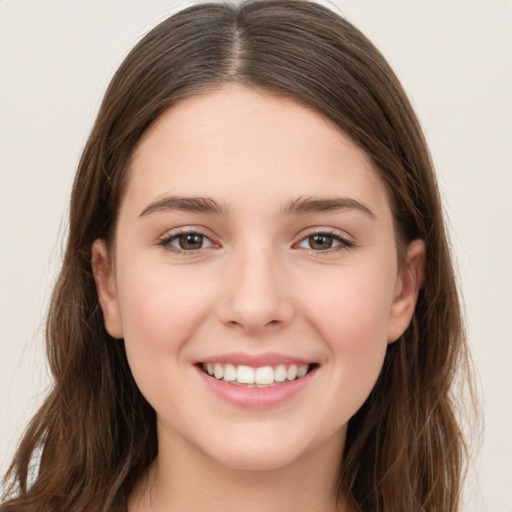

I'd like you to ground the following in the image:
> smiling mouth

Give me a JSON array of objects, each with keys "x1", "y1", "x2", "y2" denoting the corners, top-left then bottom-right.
[{"x1": 198, "y1": 362, "x2": 318, "y2": 388}]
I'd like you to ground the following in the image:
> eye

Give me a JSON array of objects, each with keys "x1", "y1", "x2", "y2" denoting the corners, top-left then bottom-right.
[
  {"x1": 159, "y1": 229, "x2": 217, "y2": 253},
  {"x1": 297, "y1": 231, "x2": 353, "y2": 251}
]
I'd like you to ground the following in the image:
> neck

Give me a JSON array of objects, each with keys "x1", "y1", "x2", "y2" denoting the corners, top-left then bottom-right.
[{"x1": 128, "y1": 426, "x2": 353, "y2": 512}]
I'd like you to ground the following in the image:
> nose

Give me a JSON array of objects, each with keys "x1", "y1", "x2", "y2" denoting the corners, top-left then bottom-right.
[{"x1": 217, "y1": 247, "x2": 294, "y2": 335}]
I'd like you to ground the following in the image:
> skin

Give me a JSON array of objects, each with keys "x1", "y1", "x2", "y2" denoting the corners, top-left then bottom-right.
[{"x1": 92, "y1": 85, "x2": 424, "y2": 512}]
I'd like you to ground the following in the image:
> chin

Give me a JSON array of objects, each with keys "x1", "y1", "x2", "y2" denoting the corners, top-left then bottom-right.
[
  {"x1": 196, "y1": 424, "x2": 333, "y2": 472},
  {"x1": 211, "y1": 445, "x2": 305, "y2": 472}
]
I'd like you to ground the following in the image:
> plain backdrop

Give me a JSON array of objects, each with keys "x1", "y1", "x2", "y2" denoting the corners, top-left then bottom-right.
[{"x1": 1, "y1": 1, "x2": 511, "y2": 510}]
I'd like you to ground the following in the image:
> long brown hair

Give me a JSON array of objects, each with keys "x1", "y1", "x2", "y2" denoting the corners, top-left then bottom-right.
[{"x1": 1, "y1": 1, "x2": 473, "y2": 510}]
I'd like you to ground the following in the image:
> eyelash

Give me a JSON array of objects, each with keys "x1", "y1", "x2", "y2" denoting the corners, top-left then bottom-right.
[
  {"x1": 158, "y1": 228, "x2": 354, "y2": 255},
  {"x1": 158, "y1": 228, "x2": 216, "y2": 255},
  {"x1": 297, "y1": 228, "x2": 354, "y2": 253}
]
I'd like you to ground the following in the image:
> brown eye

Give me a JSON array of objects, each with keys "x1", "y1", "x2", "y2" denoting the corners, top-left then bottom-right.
[
  {"x1": 308, "y1": 234, "x2": 334, "y2": 250},
  {"x1": 296, "y1": 231, "x2": 353, "y2": 252},
  {"x1": 178, "y1": 233, "x2": 205, "y2": 250},
  {"x1": 160, "y1": 230, "x2": 216, "y2": 253}
]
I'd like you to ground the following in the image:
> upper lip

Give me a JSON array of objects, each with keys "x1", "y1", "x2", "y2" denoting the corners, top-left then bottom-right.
[{"x1": 197, "y1": 352, "x2": 316, "y2": 367}]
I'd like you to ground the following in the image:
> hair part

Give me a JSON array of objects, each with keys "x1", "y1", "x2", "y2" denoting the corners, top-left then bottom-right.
[{"x1": 2, "y1": 2, "x2": 474, "y2": 511}]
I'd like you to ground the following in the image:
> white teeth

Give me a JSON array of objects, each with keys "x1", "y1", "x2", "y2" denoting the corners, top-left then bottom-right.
[
  {"x1": 297, "y1": 364, "x2": 309, "y2": 378},
  {"x1": 274, "y1": 364, "x2": 287, "y2": 382},
  {"x1": 214, "y1": 364, "x2": 224, "y2": 380},
  {"x1": 255, "y1": 366, "x2": 274, "y2": 385},
  {"x1": 286, "y1": 365, "x2": 297, "y2": 380},
  {"x1": 203, "y1": 362, "x2": 312, "y2": 386},
  {"x1": 223, "y1": 363, "x2": 237, "y2": 382},
  {"x1": 237, "y1": 365, "x2": 255, "y2": 384}
]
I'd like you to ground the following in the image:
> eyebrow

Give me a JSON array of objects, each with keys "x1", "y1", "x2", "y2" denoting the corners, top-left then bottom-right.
[
  {"x1": 282, "y1": 195, "x2": 375, "y2": 218},
  {"x1": 139, "y1": 195, "x2": 230, "y2": 217},
  {"x1": 139, "y1": 194, "x2": 375, "y2": 218}
]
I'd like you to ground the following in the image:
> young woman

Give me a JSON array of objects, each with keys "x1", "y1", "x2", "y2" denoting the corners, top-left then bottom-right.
[{"x1": 1, "y1": 1, "x2": 473, "y2": 511}]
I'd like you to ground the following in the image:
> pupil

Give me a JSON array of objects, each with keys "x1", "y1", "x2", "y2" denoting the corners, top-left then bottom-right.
[
  {"x1": 310, "y1": 234, "x2": 332, "y2": 250},
  {"x1": 179, "y1": 233, "x2": 203, "y2": 249}
]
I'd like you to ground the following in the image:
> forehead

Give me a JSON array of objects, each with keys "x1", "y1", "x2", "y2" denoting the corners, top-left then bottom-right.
[{"x1": 124, "y1": 85, "x2": 391, "y2": 219}]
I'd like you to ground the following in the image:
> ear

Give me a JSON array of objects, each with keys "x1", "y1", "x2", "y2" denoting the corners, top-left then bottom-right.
[
  {"x1": 387, "y1": 239, "x2": 425, "y2": 344},
  {"x1": 91, "y1": 239, "x2": 124, "y2": 339}
]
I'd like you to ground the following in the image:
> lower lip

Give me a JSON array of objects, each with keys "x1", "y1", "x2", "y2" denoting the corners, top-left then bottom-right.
[{"x1": 196, "y1": 366, "x2": 317, "y2": 408}]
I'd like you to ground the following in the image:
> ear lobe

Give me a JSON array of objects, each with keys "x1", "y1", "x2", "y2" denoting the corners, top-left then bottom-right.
[
  {"x1": 387, "y1": 239, "x2": 425, "y2": 344},
  {"x1": 91, "y1": 239, "x2": 124, "y2": 339}
]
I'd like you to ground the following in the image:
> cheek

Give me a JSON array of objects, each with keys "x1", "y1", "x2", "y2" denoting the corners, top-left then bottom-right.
[
  {"x1": 114, "y1": 263, "x2": 215, "y2": 386},
  {"x1": 302, "y1": 263, "x2": 395, "y2": 341},
  {"x1": 297, "y1": 262, "x2": 395, "y2": 392},
  {"x1": 118, "y1": 261, "x2": 209, "y2": 335}
]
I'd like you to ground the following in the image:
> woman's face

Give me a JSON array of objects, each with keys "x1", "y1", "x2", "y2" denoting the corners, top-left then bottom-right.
[{"x1": 93, "y1": 85, "x2": 423, "y2": 471}]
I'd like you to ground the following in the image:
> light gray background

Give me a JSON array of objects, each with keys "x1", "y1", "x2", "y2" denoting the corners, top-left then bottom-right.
[{"x1": 1, "y1": 1, "x2": 511, "y2": 510}]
